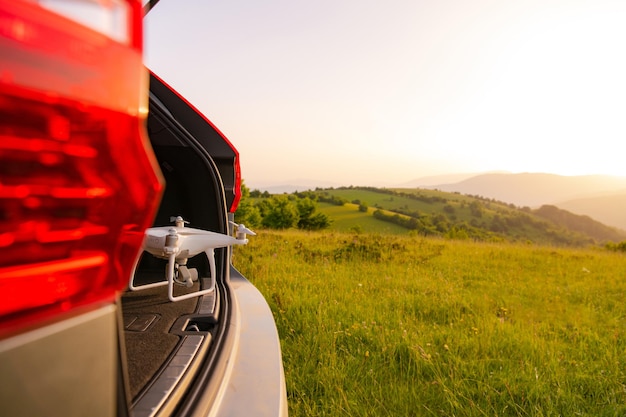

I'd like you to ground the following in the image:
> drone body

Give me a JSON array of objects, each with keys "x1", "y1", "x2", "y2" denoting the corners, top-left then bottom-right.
[
  {"x1": 129, "y1": 216, "x2": 255, "y2": 301},
  {"x1": 143, "y1": 226, "x2": 245, "y2": 259}
]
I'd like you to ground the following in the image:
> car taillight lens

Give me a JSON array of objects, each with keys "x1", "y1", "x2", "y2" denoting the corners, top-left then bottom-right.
[
  {"x1": 230, "y1": 155, "x2": 242, "y2": 213},
  {"x1": 0, "y1": 0, "x2": 163, "y2": 336}
]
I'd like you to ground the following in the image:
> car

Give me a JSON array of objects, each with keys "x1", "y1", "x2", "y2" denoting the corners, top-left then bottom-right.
[{"x1": 0, "y1": 1, "x2": 288, "y2": 416}]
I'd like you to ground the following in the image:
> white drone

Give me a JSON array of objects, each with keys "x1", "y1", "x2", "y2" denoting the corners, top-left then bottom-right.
[{"x1": 129, "y1": 216, "x2": 255, "y2": 302}]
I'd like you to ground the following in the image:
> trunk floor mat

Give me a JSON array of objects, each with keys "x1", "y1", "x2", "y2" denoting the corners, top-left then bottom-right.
[{"x1": 122, "y1": 277, "x2": 199, "y2": 399}]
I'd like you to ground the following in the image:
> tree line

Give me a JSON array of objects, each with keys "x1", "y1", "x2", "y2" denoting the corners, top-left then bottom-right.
[{"x1": 235, "y1": 185, "x2": 331, "y2": 230}]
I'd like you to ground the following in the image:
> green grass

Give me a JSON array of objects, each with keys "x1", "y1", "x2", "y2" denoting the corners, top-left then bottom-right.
[
  {"x1": 234, "y1": 230, "x2": 626, "y2": 416},
  {"x1": 317, "y1": 202, "x2": 408, "y2": 234}
]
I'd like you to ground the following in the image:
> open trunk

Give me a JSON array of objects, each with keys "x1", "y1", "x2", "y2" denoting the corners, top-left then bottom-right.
[{"x1": 120, "y1": 73, "x2": 233, "y2": 414}]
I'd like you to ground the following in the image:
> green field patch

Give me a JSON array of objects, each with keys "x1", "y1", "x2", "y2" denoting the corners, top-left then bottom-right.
[{"x1": 317, "y1": 202, "x2": 408, "y2": 234}]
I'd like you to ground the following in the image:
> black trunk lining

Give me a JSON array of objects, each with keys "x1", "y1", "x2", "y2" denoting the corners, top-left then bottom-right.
[{"x1": 121, "y1": 281, "x2": 199, "y2": 399}]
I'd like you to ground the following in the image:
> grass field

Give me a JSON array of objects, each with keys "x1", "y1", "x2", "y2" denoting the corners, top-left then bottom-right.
[
  {"x1": 233, "y1": 230, "x2": 626, "y2": 416},
  {"x1": 317, "y1": 202, "x2": 408, "y2": 234}
]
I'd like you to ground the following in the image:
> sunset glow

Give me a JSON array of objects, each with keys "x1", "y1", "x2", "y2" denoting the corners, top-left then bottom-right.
[{"x1": 146, "y1": 0, "x2": 626, "y2": 186}]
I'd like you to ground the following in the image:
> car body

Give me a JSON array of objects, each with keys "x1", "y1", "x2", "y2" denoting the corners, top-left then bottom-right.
[{"x1": 0, "y1": 1, "x2": 287, "y2": 416}]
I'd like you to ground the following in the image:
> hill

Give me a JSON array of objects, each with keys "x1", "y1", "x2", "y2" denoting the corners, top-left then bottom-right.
[
  {"x1": 311, "y1": 186, "x2": 626, "y2": 246},
  {"x1": 556, "y1": 193, "x2": 626, "y2": 231},
  {"x1": 533, "y1": 205, "x2": 625, "y2": 243},
  {"x1": 249, "y1": 173, "x2": 626, "y2": 230}
]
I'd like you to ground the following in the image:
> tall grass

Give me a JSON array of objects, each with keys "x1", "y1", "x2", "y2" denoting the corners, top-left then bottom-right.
[{"x1": 233, "y1": 230, "x2": 626, "y2": 416}]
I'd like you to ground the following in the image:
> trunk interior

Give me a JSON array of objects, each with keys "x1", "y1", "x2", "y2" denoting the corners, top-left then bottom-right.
[{"x1": 120, "y1": 91, "x2": 229, "y2": 404}]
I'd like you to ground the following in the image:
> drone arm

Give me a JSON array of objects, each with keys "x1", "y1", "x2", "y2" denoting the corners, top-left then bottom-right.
[{"x1": 205, "y1": 248, "x2": 216, "y2": 294}]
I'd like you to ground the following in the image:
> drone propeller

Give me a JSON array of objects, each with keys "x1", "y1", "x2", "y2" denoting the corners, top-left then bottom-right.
[
  {"x1": 170, "y1": 216, "x2": 190, "y2": 227},
  {"x1": 229, "y1": 221, "x2": 256, "y2": 239}
]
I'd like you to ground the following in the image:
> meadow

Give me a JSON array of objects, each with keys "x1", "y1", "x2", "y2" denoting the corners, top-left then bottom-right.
[
  {"x1": 317, "y1": 202, "x2": 408, "y2": 234},
  {"x1": 233, "y1": 230, "x2": 626, "y2": 416}
]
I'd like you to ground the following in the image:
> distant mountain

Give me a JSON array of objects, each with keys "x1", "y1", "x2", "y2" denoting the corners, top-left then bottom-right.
[
  {"x1": 556, "y1": 193, "x2": 626, "y2": 231},
  {"x1": 401, "y1": 173, "x2": 489, "y2": 187},
  {"x1": 427, "y1": 173, "x2": 626, "y2": 208},
  {"x1": 401, "y1": 171, "x2": 509, "y2": 187},
  {"x1": 249, "y1": 179, "x2": 343, "y2": 194}
]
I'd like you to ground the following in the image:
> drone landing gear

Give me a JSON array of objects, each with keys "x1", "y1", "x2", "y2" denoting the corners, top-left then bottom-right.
[
  {"x1": 172, "y1": 264, "x2": 198, "y2": 288},
  {"x1": 129, "y1": 249, "x2": 217, "y2": 302}
]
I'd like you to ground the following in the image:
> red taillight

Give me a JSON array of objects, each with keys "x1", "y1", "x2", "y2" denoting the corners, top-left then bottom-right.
[
  {"x1": 0, "y1": 0, "x2": 164, "y2": 336},
  {"x1": 230, "y1": 155, "x2": 242, "y2": 213}
]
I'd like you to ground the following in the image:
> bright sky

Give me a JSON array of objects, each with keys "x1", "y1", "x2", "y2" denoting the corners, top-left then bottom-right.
[{"x1": 145, "y1": 0, "x2": 626, "y2": 187}]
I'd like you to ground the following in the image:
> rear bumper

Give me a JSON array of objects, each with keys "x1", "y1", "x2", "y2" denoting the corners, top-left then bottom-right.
[
  {"x1": 209, "y1": 267, "x2": 288, "y2": 417},
  {"x1": 0, "y1": 305, "x2": 120, "y2": 417}
]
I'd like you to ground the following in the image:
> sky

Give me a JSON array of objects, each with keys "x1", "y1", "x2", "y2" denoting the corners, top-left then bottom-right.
[{"x1": 145, "y1": 0, "x2": 626, "y2": 188}]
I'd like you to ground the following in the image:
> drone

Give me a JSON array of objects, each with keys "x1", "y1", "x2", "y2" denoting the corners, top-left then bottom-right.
[{"x1": 129, "y1": 216, "x2": 255, "y2": 302}]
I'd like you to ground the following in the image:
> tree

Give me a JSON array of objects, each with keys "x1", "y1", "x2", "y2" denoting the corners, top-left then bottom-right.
[
  {"x1": 234, "y1": 181, "x2": 262, "y2": 227},
  {"x1": 443, "y1": 204, "x2": 455, "y2": 214},
  {"x1": 432, "y1": 213, "x2": 450, "y2": 233},
  {"x1": 300, "y1": 212, "x2": 332, "y2": 230},
  {"x1": 261, "y1": 195, "x2": 299, "y2": 229},
  {"x1": 469, "y1": 201, "x2": 483, "y2": 218},
  {"x1": 296, "y1": 197, "x2": 315, "y2": 223},
  {"x1": 297, "y1": 197, "x2": 331, "y2": 230},
  {"x1": 234, "y1": 200, "x2": 262, "y2": 228}
]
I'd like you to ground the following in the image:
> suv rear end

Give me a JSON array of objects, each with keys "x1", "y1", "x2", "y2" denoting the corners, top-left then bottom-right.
[{"x1": 0, "y1": 1, "x2": 287, "y2": 416}]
